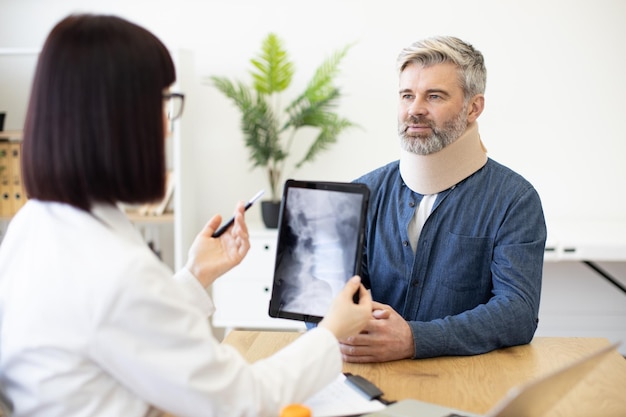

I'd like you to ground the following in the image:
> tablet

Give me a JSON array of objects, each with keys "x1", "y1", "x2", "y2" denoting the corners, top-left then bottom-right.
[{"x1": 268, "y1": 179, "x2": 370, "y2": 323}]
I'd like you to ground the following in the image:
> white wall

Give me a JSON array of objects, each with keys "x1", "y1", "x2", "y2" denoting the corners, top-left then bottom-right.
[{"x1": 2, "y1": 0, "x2": 626, "y2": 236}]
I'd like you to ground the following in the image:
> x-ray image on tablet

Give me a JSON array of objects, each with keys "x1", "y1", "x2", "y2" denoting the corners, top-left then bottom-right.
[{"x1": 268, "y1": 180, "x2": 369, "y2": 323}]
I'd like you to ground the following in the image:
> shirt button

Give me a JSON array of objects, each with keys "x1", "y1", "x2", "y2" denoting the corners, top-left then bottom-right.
[
  {"x1": 402, "y1": 240, "x2": 409, "y2": 247},
  {"x1": 408, "y1": 201, "x2": 415, "y2": 207},
  {"x1": 412, "y1": 280, "x2": 419, "y2": 287}
]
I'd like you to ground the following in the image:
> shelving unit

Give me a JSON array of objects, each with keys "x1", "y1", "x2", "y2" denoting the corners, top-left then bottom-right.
[
  {"x1": 0, "y1": 133, "x2": 27, "y2": 224},
  {"x1": 170, "y1": 49, "x2": 196, "y2": 272},
  {"x1": 0, "y1": 131, "x2": 22, "y2": 141}
]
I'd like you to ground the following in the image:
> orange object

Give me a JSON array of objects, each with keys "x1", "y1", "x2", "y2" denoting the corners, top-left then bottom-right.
[{"x1": 280, "y1": 404, "x2": 311, "y2": 417}]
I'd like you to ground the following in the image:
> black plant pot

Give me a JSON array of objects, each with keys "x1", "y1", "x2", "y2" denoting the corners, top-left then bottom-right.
[{"x1": 261, "y1": 200, "x2": 281, "y2": 229}]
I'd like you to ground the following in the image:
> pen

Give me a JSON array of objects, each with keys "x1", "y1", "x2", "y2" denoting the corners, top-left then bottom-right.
[{"x1": 211, "y1": 189, "x2": 265, "y2": 237}]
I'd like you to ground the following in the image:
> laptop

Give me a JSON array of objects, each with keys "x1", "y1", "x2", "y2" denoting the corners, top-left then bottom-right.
[{"x1": 365, "y1": 342, "x2": 621, "y2": 417}]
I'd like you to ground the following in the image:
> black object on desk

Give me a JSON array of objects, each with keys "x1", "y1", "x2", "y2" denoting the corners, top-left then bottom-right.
[{"x1": 345, "y1": 373, "x2": 394, "y2": 405}]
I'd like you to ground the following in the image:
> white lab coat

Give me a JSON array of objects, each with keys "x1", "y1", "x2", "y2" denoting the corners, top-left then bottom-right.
[{"x1": 0, "y1": 200, "x2": 340, "y2": 417}]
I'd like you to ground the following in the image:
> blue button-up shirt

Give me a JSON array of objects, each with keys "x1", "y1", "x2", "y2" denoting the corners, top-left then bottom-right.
[{"x1": 355, "y1": 158, "x2": 546, "y2": 358}]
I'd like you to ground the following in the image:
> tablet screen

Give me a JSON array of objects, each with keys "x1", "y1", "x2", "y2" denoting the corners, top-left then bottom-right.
[{"x1": 268, "y1": 179, "x2": 369, "y2": 323}]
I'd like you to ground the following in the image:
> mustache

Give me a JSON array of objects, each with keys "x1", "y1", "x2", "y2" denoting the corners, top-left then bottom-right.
[{"x1": 404, "y1": 115, "x2": 432, "y2": 126}]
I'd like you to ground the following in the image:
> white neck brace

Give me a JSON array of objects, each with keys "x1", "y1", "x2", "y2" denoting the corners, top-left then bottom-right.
[{"x1": 399, "y1": 122, "x2": 487, "y2": 195}]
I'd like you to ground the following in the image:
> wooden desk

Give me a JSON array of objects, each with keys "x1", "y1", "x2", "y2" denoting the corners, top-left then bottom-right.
[{"x1": 223, "y1": 331, "x2": 626, "y2": 417}]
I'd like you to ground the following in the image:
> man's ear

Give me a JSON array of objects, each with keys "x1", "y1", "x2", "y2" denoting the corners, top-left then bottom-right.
[{"x1": 466, "y1": 94, "x2": 485, "y2": 123}]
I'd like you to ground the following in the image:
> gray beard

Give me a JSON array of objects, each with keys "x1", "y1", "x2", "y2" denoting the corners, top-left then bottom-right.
[{"x1": 398, "y1": 107, "x2": 469, "y2": 155}]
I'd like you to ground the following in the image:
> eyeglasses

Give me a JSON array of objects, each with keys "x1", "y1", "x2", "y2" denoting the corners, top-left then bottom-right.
[{"x1": 163, "y1": 92, "x2": 185, "y2": 121}]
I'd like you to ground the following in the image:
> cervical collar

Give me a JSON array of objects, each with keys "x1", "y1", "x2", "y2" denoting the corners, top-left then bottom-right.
[{"x1": 399, "y1": 122, "x2": 487, "y2": 195}]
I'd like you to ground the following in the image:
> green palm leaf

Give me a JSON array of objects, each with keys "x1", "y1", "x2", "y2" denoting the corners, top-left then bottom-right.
[
  {"x1": 302, "y1": 44, "x2": 352, "y2": 103},
  {"x1": 250, "y1": 33, "x2": 294, "y2": 95},
  {"x1": 294, "y1": 115, "x2": 355, "y2": 168},
  {"x1": 210, "y1": 75, "x2": 284, "y2": 168}
]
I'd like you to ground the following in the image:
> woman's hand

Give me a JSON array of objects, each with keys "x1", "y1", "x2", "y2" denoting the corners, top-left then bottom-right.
[
  {"x1": 185, "y1": 202, "x2": 250, "y2": 288},
  {"x1": 318, "y1": 276, "x2": 372, "y2": 340}
]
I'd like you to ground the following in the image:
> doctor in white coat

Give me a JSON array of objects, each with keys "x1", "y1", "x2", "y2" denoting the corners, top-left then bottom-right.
[{"x1": 0, "y1": 13, "x2": 372, "y2": 417}]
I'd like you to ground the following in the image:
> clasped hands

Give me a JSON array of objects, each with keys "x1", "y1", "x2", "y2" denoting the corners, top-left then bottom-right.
[{"x1": 339, "y1": 301, "x2": 415, "y2": 363}]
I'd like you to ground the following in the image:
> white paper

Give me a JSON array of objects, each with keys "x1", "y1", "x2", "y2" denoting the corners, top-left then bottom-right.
[{"x1": 304, "y1": 373, "x2": 387, "y2": 417}]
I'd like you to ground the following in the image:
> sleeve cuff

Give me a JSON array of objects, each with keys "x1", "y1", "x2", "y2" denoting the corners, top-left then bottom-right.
[{"x1": 173, "y1": 268, "x2": 216, "y2": 317}]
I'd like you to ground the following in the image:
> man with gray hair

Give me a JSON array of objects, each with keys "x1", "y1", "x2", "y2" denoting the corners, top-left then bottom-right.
[{"x1": 342, "y1": 36, "x2": 546, "y2": 362}]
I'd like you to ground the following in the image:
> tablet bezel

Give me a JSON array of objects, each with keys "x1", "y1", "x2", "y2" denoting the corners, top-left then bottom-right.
[{"x1": 268, "y1": 179, "x2": 370, "y2": 323}]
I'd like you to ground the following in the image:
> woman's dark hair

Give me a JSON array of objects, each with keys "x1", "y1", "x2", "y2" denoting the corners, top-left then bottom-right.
[{"x1": 22, "y1": 14, "x2": 176, "y2": 211}]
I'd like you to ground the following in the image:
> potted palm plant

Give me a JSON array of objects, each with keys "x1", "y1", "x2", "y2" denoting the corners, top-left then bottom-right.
[{"x1": 208, "y1": 33, "x2": 357, "y2": 227}]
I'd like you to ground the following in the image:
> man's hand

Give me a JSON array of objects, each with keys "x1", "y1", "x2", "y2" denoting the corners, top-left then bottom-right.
[{"x1": 339, "y1": 301, "x2": 415, "y2": 363}]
